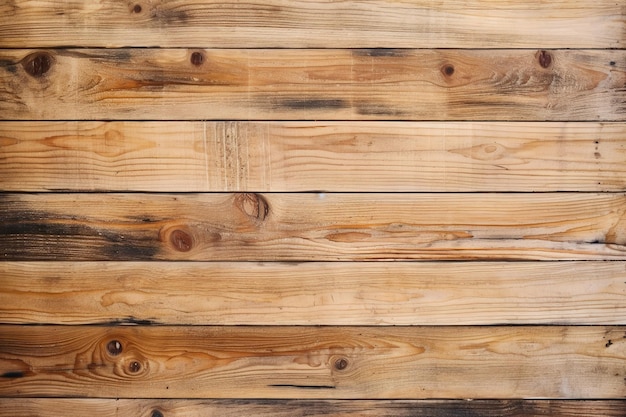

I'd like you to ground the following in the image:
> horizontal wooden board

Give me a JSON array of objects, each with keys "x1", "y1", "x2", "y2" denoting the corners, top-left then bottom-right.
[
  {"x1": 1, "y1": 193, "x2": 625, "y2": 261},
  {"x1": 1, "y1": 49, "x2": 624, "y2": 121},
  {"x1": 0, "y1": 326, "x2": 624, "y2": 399},
  {"x1": 2, "y1": 399, "x2": 625, "y2": 417},
  {"x1": 0, "y1": 0, "x2": 623, "y2": 49},
  {"x1": 1, "y1": 261, "x2": 625, "y2": 326},
  {"x1": 2, "y1": 121, "x2": 625, "y2": 192}
]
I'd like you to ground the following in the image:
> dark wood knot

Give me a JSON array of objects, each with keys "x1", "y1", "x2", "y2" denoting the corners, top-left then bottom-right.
[
  {"x1": 22, "y1": 52, "x2": 53, "y2": 77},
  {"x1": 151, "y1": 410, "x2": 164, "y2": 417},
  {"x1": 235, "y1": 193, "x2": 270, "y2": 222},
  {"x1": 537, "y1": 50, "x2": 552, "y2": 69},
  {"x1": 106, "y1": 340, "x2": 123, "y2": 356},
  {"x1": 132, "y1": 4, "x2": 142, "y2": 13},
  {"x1": 191, "y1": 51, "x2": 205, "y2": 66},
  {"x1": 169, "y1": 229, "x2": 193, "y2": 252},
  {"x1": 441, "y1": 64, "x2": 455, "y2": 77},
  {"x1": 334, "y1": 357, "x2": 349, "y2": 371}
]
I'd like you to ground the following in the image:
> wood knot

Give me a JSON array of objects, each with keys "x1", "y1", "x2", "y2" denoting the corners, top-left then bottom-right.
[
  {"x1": 169, "y1": 229, "x2": 193, "y2": 252},
  {"x1": 334, "y1": 357, "x2": 349, "y2": 371},
  {"x1": 128, "y1": 361, "x2": 142, "y2": 373},
  {"x1": 441, "y1": 64, "x2": 455, "y2": 77},
  {"x1": 22, "y1": 52, "x2": 53, "y2": 77},
  {"x1": 235, "y1": 193, "x2": 269, "y2": 222},
  {"x1": 132, "y1": 4, "x2": 142, "y2": 13},
  {"x1": 106, "y1": 340, "x2": 123, "y2": 356},
  {"x1": 151, "y1": 411, "x2": 164, "y2": 417},
  {"x1": 190, "y1": 51, "x2": 204, "y2": 66},
  {"x1": 537, "y1": 50, "x2": 552, "y2": 69}
]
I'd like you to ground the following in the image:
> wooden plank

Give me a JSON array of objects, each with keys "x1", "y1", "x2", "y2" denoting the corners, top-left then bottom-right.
[
  {"x1": 2, "y1": 121, "x2": 625, "y2": 192},
  {"x1": 1, "y1": 261, "x2": 625, "y2": 326},
  {"x1": 0, "y1": 0, "x2": 623, "y2": 49},
  {"x1": 1, "y1": 193, "x2": 625, "y2": 261},
  {"x1": 1, "y1": 49, "x2": 623, "y2": 121},
  {"x1": 0, "y1": 325, "x2": 624, "y2": 398},
  {"x1": 2, "y1": 399, "x2": 625, "y2": 417}
]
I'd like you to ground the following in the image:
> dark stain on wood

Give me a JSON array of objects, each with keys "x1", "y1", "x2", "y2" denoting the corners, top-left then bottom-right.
[
  {"x1": 277, "y1": 98, "x2": 347, "y2": 110},
  {"x1": 0, "y1": 59, "x2": 17, "y2": 74},
  {"x1": 1, "y1": 371, "x2": 24, "y2": 378},
  {"x1": 268, "y1": 384, "x2": 337, "y2": 390},
  {"x1": 353, "y1": 49, "x2": 409, "y2": 57},
  {"x1": 355, "y1": 103, "x2": 407, "y2": 117},
  {"x1": 100, "y1": 243, "x2": 159, "y2": 260}
]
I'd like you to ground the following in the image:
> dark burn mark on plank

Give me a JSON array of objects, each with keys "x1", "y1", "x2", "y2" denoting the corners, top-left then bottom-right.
[
  {"x1": 101, "y1": 243, "x2": 159, "y2": 260},
  {"x1": 277, "y1": 98, "x2": 347, "y2": 110},
  {"x1": 353, "y1": 48, "x2": 409, "y2": 57},
  {"x1": 0, "y1": 59, "x2": 18, "y2": 73},
  {"x1": 356, "y1": 103, "x2": 408, "y2": 117},
  {"x1": 0, "y1": 208, "x2": 160, "y2": 260},
  {"x1": 1, "y1": 371, "x2": 24, "y2": 378},
  {"x1": 269, "y1": 384, "x2": 336, "y2": 389}
]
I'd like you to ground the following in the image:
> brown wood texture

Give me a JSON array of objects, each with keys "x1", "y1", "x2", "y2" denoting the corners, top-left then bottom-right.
[
  {"x1": 1, "y1": 261, "x2": 625, "y2": 326},
  {"x1": 1, "y1": 193, "x2": 625, "y2": 261},
  {"x1": 2, "y1": 398, "x2": 625, "y2": 417},
  {"x1": 0, "y1": 0, "x2": 623, "y2": 49},
  {"x1": 1, "y1": 121, "x2": 625, "y2": 192},
  {"x1": 0, "y1": 326, "x2": 624, "y2": 399},
  {"x1": 1, "y1": 49, "x2": 624, "y2": 121}
]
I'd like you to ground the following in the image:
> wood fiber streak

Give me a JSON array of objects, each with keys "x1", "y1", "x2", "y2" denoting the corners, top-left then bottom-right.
[
  {"x1": 1, "y1": 193, "x2": 625, "y2": 261},
  {"x1": 1, "y1": 261, "x2": 625, "y2": 326},
  {"x1": 1, "y1": 121, "x2": 625, "y2": 192},
  {"x1": 0, "y1": 326, "x2": 624, "y2": 399},
  {"x1": 0, "y1": 0, "x2": 622, "y2": 48},
  {"x1": 1, "y1": 398, "x2": 625, "y2": 417},
  {"x1": 1, "y1": 49, "x2": 624, "y2": 121}
]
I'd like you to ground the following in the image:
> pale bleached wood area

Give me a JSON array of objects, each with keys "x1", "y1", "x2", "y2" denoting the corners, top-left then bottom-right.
[
  {"x1": 1, "y1": 49, "x2": 623, "y2": 120},
  {"x1": 0, "y1": 0, "x2": 623, "y2": 48},
  {"x1": 1, "y1": 0, "x2": 625, "y2": 415},
  {"x1": 2, "y1": 121, "x2": 625, "y2": 192}
]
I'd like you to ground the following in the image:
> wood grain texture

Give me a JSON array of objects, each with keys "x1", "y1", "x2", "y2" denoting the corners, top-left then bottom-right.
[
  {"x1": 0, "y1": 0, "x2": 623, "y2": 48},
  {"x1": 1, "y1": 49, "x2": 624, "y2": 121},
  {"x1": 0, "y1": 326, "x2": 624, "y2": 399},
  {"x1": 2, "y1": 121, "x2": 625, "y2": 192},
  {"x1": 2, "y1": 398, "x2": 625, "y2": 417},
  {"x1": 1, "y1": 261, "x2": 625, "y2": 326},
  {"x1": 1, "y1": 193, "x2": 625, "y2": 261}
]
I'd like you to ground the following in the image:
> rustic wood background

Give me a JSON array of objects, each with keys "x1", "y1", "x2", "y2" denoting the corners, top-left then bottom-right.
[{"x1": 1, "y1": 0, "x2": 625, "y2": 415}]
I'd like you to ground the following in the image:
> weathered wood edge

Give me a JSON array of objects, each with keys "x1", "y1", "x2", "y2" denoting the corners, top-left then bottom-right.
[{"x1": 1, "y1": 398, "x2": 625, "y2": 417}]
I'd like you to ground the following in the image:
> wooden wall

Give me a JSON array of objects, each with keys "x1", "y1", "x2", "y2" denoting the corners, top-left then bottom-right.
[{"x1": 1, "y1": 1, "x2": 625, "y2": 415}]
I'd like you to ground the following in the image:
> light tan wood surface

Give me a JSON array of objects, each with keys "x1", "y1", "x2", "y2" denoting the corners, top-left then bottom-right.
[
  {"x1": 1, "y1": 49, "x2": 623, "y2": 120},
  {"x1": 2, "y1": 121, "x2": 625, "y2": 192},
  {"x1": 0, "y1": 0, "x2": 623, "y2": 48},
  {"x1": 0, "y1": 326, "x2": 624, "y2": 399},
  {"x1": 1, "y1": 261, "x2": 624, "y2": 325}
]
